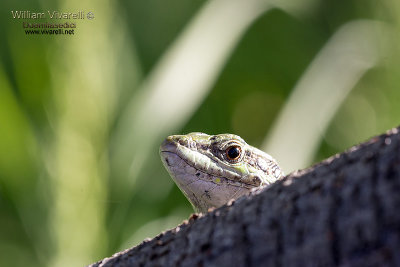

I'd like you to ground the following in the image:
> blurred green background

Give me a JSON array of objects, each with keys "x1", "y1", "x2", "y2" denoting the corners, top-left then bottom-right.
[{"x1": 1, "y1": 0, "x2": 399, "y2": 266}]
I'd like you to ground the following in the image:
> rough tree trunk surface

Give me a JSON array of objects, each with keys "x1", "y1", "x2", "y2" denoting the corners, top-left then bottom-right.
[{"x1": 90, "y1": 126, "x2": 400, "y2": 267}]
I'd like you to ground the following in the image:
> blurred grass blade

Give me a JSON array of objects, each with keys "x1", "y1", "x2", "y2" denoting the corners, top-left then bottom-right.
[
  {"x1": 0, "y1": 67, "x2": 45, "y2": 265},
  {"x1": 262, "y1": 20, "x2": 388, "y2": 172},
  {"x1": 46, "y1": 1, "x2": 138, "y2": 266}
]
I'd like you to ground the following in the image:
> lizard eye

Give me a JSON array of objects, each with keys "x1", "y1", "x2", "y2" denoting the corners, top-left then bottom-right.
[{"x1": 225, "y1": 145, "x2": 242, "y2": 161}]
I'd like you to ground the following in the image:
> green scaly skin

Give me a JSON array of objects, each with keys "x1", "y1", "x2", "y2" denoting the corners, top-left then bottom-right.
[{"x1": 160, "y1": 132, "x2": 283, "y2": 213}]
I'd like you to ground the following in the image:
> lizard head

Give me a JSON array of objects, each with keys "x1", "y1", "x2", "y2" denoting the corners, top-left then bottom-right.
[{"x1": 160, "y1": 132, "x2": 283, "y2": 213}]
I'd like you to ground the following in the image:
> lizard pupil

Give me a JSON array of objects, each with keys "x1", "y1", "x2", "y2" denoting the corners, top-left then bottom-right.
[{"x1": 226, "y1": 146, "x2": 241, "y2": 160}]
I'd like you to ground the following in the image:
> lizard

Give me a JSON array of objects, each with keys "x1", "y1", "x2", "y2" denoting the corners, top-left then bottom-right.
[{"x1": 160, "y1": 132, "x2": 283, "y2": 213}]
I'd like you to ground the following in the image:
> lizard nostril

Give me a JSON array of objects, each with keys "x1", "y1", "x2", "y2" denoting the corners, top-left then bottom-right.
[{"x1": 164, "y1": 157, "x2": 170, "y2": 166}]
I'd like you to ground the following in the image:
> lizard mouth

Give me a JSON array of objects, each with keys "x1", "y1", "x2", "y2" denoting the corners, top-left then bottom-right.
[{"x1": 159, "y1": 137, "x2": 200, "y2": 174}]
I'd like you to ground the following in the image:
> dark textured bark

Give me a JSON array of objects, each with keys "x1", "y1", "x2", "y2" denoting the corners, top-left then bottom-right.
[{"x1": 90, "y1": 126, "x2": 400, "y2": 267}]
